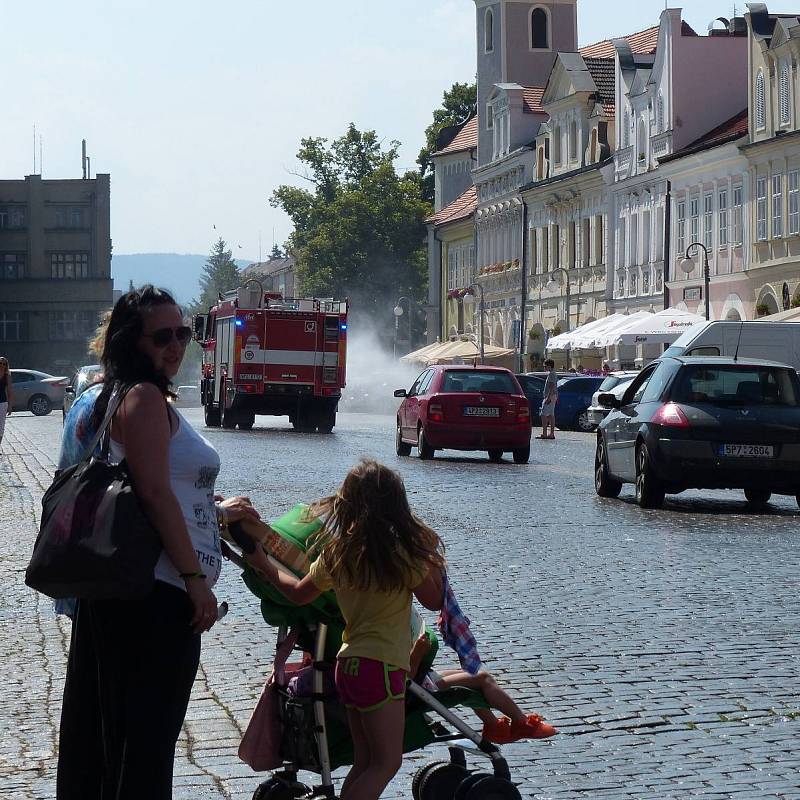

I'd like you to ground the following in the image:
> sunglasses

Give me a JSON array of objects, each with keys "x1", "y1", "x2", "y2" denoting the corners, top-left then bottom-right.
[{"x1": 141, "y1": 326, "x2": 192, "y2": 348}]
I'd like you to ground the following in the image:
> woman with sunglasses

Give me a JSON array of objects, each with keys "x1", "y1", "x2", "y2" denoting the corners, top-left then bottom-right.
[
  {"x1": 56, "y1": 285, "x2": 258, "y2": 800},
  {"x1": 0, "y1": 356, "x2": 12, "y2": 450}
]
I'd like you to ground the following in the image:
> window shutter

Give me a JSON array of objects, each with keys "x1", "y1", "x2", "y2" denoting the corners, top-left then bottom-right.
[
  {"x1": 756, "y1": 70, "x2": 766, "y2": 130},
  {"x1": 780, "y1": 63, "x2": 791, "y2": 125}
]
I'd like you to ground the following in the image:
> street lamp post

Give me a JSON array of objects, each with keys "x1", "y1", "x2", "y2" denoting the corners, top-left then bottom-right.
[
  {"x1": 393, "y1": 296, "x2": 413, "y2": 359},
  {"x1": 678, "y1": 243, "x2": 710, "y2": 321},
  {"x1": 461, "y1": 283, "x2": 486, "y2": 363}
]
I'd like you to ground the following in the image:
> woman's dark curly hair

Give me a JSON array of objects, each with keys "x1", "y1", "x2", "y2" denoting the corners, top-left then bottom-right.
[{"x1": 91, "y1": 285, "x2": 181, "y2": 428}]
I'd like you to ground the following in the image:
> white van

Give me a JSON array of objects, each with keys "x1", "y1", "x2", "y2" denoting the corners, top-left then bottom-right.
[{"x1": 662, "y1": 321, "x2": 800, "y2": 369}]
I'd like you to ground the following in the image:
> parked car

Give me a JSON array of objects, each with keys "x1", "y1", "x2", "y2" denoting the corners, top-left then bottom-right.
[
  {"x1": 175, "y1": 385, "x2": 201, "y2": 407},
  {"x1": 515, "y1": 374, "x2": 546, "y2": 425},
  {"x1": 63, "y1": 365, "x2": 103, "y2": 419},
  {"x1": 10, "y1": 369, "x2": 69, "y2": 416},
  {"x1": 394, "y1": 365, "x2": 531, "y2": 463},
  {"x1": 586, "y1": 371, "x2": 639, "y2": 427},
  {"x1": 594, "y1": 356, "x2": 800, "y2": 509},
  {"x1": 554, "y1": 375, "x2": 605, "y2": 432}
]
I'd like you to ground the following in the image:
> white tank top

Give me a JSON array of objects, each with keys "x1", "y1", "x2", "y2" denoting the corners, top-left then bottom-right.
[{"x1": 109, "y1": 407, "x2": 222, "y2": 590}]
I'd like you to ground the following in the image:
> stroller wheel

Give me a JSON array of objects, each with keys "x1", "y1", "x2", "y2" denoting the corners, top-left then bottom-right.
[
  {"x1": 418, "y1": 762, "x2": 469, "y2": 800},
  {"x1": 460, "y1": 776, "x2": 522, "y2": 800},
  {"x1": 412, "y1": 760, "x2": 449, "y2": 800},
  {"x1": 455, "y1": 773, "x2": 491, "y2": 800},
  {"x1": 252, "y1": 777, "x2": 311, "y2": 800}
]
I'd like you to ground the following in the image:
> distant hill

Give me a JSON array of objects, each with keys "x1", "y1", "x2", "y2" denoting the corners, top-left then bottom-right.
[{"x1": 112, "y1": 253, "x2": 253, "y2": 306}]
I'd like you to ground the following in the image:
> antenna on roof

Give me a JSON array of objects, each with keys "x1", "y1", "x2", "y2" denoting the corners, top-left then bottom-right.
[
  {"x1": 82, "y1": 140, "x2": 87, "y2": 179},
  {"x1": 733, "y1": 320, "x2": 745, "y2": 362},
  {"x1": 33, "y1": 123, "x2": 36, "y2": 173},
  {"x1": 39, "y1": 135, "x2": 43, "y2": 176}
]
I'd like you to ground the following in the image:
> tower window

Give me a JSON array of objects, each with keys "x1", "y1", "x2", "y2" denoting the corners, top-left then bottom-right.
[
  {"x1": 531, "y1": 7, "x2": 549, "y2": 50},
  {"x1": 485, "y1": 8, "x2": 494, "y2": 53}
]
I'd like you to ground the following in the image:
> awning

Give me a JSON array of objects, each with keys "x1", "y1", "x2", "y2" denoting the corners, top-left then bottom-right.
[
  {"x1": 400, "y1": 341, "x2": 447, "y2": 365},
  {"x1": 608, "y1": 308, "x2": 705, "y2": 347},
  {"x1": 760, "y1": 307, "x2": 800, "y2": 322},
  {"x1": 544, "y1": 315, "x2": 625, "y2": 352},
  {"x1": 422, "y1": 340, "x2": 514, "y2": 365},
  {"x1": 577, "y1": 312, "x2": 655, "y2": 348}
]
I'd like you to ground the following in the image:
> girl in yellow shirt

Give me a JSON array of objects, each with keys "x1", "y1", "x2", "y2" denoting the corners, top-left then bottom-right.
[{"x1": 257, "y1": 459, "x2": 444, "y2": 800}]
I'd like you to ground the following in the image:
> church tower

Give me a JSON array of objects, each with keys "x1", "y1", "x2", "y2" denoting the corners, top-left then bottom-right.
[{"x1": 475, "y1": 0, "x2": 578, "y2": 165}]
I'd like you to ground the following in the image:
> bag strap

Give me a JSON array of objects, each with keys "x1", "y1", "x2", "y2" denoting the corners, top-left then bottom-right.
[
  {"x1": 82, "y1": 381, "x2": 132, "y2": 463},
  {"x1": 273, "y1": 627, "x2": 299, "y2": 686}
]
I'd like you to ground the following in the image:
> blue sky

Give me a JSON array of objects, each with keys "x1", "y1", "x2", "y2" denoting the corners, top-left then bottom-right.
[{"x1": 5, "y1": 1, "x2": 797, "y2": 259}]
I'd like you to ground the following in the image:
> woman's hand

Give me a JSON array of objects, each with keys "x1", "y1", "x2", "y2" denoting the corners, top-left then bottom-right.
[
  {"x1": 185, "y1": 578, "x2": 220, "y2": 634},
  {"x1": 216, "y1": 495, "x2": 261, "y2": 524}
]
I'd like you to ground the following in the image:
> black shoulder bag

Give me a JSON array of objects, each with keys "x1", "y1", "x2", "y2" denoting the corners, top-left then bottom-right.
[{"x1": 25, "y1": 383, "x2": 163, "y2": 599}]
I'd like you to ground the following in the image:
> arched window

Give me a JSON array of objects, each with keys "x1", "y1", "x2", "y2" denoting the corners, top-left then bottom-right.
[
  {"x1": 780, "y1": 62, "x2": 791, "y2": 125},
  {"x1": 531, "y1": 7, "x2": 549, "y2": 49},
  {"x1": 569, "y1": 120, "x2": 577, "y2": 161},
  {"x1": 623, "y1": 109, "x2": 630, "y2": 147},
  {"x1": 553, "y1": 125, "x2": 562, "y2": 164},
  {"x1": 485, "y1": 8, "x2": 494, "y2": 53},
  {"x1": 537, "y1": 147, "x2": 544, "y2": 179},
  {"x1": 756, "y1": 69, "x2": 766, "y2": 130},
  {"x1": 657, "y1": 92, "x2": 664, "y2": 133},
  {"x1": 590, "y1": 128, "x2": 598, "y2": 163}
]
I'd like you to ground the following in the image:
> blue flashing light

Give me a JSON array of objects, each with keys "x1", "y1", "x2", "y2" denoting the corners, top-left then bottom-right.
[
  {"x1": 340, "y1": 323, "x2": 348, "y2": 331},
  {"x1": 235, "y1": 319, "x2": 244, "y2": 327}
]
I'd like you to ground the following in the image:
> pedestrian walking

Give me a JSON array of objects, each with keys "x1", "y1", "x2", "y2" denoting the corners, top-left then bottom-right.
[
  {"x1": 56, "y1": 285, "x2": 258, "y2": 800},
  {"x1": 254, "y1": 459, "x2": 445, "y2": 800},
  {"x1": 0, "y1": 357, "x2": 12, "y2": 450},
  {"x1": 538, "y1": 359, "x2": 558, "y2": 440}
]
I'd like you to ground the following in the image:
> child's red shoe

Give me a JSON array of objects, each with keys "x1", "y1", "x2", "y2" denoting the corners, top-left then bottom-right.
[
  {"x1": 511, "y1": 714, "x2": 558, "y2": 739},
  {"x1": 482, "y1": 717, "x2": 515, "y2": 744}
]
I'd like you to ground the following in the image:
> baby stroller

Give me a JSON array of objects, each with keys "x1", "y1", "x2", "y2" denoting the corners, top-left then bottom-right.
[{"x1": 224, "y1": 505, "x2": 524, "y2": 800}]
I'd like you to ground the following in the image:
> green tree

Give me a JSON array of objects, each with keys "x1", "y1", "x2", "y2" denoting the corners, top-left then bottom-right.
[
  {"x1": 271, "y1": 124, "x2": 431, "y2": 340},
  {"x1": 417, "y1": 82, "x2": 477, "y2": 205},
  {"x1": 194, "y1": 238, "x2": 241, "y2": 311}
]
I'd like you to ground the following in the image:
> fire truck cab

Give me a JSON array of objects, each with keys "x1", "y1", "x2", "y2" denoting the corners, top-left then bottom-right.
[{"x1": 194, "y1": 280, "x2": 347, "y2": 433}]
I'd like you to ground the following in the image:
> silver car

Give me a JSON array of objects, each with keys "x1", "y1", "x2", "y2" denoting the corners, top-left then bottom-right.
[
  {"x1": 586, "y1": 372, "x2": 639, "y2": 427},
  {"x1": 10, "y1": 369, "x2": 70, "y2": 416}
]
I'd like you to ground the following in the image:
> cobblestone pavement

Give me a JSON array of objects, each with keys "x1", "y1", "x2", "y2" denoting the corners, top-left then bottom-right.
[{"x1": 2, "y1": 408, "x2": 800, "y2": 800}]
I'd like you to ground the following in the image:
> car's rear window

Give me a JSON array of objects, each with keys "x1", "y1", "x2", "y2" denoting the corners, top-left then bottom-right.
[
  {"x1": 599, "y1": 376, "x2": 623, "y2": 391},
  {"x1": 671, "y1": 365, "x2": 800, "y2": 407},
  {"x1": 440, "y1": 371, "x2": 517, "y2": 394}
]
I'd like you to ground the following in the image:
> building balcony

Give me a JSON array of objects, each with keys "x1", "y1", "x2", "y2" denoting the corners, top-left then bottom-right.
[
  {"x1": 651, "y1": 131, "x2": 673, "y2": 162},
  {"x1": 614, "y1": 146, "x2": 633, "y2": 180}
]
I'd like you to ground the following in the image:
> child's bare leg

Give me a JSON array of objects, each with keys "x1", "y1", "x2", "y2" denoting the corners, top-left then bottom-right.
[
  {"x1": 342, "y1": 700, "x2": 404, "y2": 800},
  {"x1": 437, "y1": 670, "x2": 526, "y2": 722},
  {"x1": 341, "y1": 708, "x2": 370, "y2": 797}
]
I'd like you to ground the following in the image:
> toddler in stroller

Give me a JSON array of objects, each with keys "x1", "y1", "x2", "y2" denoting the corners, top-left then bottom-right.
[{"x1": 226, "y1": 460, "x2": 550, "y2": 800}]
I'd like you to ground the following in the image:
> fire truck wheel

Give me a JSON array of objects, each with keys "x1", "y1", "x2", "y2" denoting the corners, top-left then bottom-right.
[
  {"x1": 292, "y1": 410, "x2": 315, "y2": 433},
  {"x1": 204, "y1": 404, "x2": 221, "y2": 428},
  {"x1": 317, "y1": 409, "x2": 336, "y2": 434},
  {"x1": 222, "y1": 410, "x2": 238, "y2": 429},
  {"x1": 238, "y1": 414, "x2": 255, "y2": 431}
]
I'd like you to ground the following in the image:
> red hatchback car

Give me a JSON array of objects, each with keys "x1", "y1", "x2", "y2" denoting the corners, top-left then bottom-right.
[{"x1": 394, "y1": 365, "x2": 531, "y2": 463}]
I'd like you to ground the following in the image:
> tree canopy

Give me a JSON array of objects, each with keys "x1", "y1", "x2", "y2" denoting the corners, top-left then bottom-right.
[
  {"x1": 194, "y1": 238, "x2": 241, "y2": 312},
  {"x1": 417, "y1": 82, "x2": 477, "y2": 205},
  {"x1": 271, "y1": 124, "x2": 430, "y2": 335}
]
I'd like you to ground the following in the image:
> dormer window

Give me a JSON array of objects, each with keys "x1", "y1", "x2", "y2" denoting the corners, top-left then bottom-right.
[
  {"x1": 530, "y1": 7, "x2": 549, "y2": 50},
  {"x1": 553, "y1": 125, "x2": 562, "y2": 164},
  {"x1": 780, "y1": 62, "x2": 791, "y2": 126},
  {"x1": 485, "y1": 8, "x2": 494, "y2": 53},
  {"x1": 637, "y1": 118, "x2": 647, "y2": 163},
  {"x1": 569, "y1": 120, "x2": 577, "y2": 161}
]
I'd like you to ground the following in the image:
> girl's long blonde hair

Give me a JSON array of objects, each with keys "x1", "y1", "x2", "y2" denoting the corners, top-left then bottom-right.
[{"x1": 309, "y1": 459, "x2": 445, "y2": 593}]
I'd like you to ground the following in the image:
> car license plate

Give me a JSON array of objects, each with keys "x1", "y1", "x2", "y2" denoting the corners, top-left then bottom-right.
[
  {"x1": 464, "y1": 406, "x2": 500, "y2": 417},
  {"x1": 718, "y1": 444, "x2": 774, "y2": 458}
]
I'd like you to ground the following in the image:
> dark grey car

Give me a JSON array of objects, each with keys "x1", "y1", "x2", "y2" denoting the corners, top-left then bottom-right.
[
  {"x1": 594, "y1": 357, "x2": 800, "y2": 509},
  {"x1": 10, "y1": 369, "x2": 70, "y2": 416}
]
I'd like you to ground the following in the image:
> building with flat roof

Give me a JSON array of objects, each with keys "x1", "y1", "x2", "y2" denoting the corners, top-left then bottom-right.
[{"x1": 0, "y1": 173, "x2": 113, "y2": 374}]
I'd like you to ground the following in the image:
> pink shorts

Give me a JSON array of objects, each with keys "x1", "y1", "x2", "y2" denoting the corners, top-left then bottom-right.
[{"x1": 335, "y1": 656, "x2": 407, "y2": 712}]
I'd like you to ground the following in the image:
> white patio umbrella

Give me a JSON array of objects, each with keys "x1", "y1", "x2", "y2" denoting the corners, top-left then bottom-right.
[
  {"x1": 400, "y1": 341, "x2": 446, "y2": 365},
  {"x1": 609, "y1": 308, "x2": 705, "y2": 347},
  {"x1": 574, "y1": 312, "x2": 654, "y2": 349},
  {"x1": 545, "y1": 315, "x2": 625, "y2": 352},
  {"x1": 760, "y1": 306, "x2": 800, "y2": 322}
]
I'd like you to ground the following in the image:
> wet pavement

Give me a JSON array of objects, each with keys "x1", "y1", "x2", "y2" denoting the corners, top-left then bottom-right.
[{"x1": 2, "y1": 408, "x2": 799, "y2": 799}]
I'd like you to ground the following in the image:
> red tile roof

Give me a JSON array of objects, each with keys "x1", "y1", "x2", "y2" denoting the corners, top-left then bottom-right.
[
  {"x1": 432, "y1": 116, "x2": 478, "y2": 157},
  {"x1": 579, "y1": 25, "x2": 661, "y2": 59},
  {"x1": 522, "y1": 86, "x2": 545, "y2": 115},
  {"x1": 660, "y1": 109, "x2": 749, "y2": 162},
  {"x1": 427, "y1": 185, "x2": 477, "y2": 227}
]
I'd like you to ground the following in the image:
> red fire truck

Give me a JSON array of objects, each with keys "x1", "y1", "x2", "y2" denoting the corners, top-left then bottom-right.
[{"x1": 193, "y1": 280, "x2": 348, "y2": 432}]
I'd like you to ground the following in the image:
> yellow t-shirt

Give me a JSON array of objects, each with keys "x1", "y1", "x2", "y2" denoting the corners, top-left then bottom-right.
[{"x1": 308, "y1": 553, "x2": 428, "y2": 672}]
